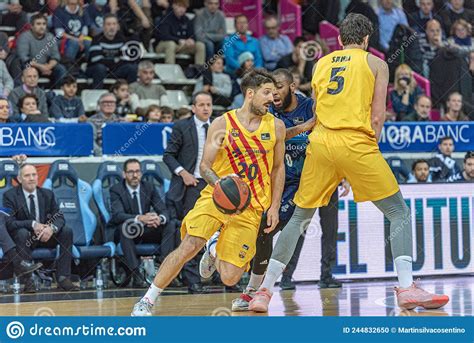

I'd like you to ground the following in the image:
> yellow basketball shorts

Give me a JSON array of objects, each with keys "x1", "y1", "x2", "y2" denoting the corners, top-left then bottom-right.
[
  {"x1": 180, "y1": 195, "x2": 262, "y2": 269},
  {"x1": 294, "y1": 126, "x2": 399, "y2": 208}
]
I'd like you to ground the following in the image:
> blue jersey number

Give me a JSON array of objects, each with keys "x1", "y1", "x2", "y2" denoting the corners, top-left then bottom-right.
[{"x1": 327, "y1": 67, "x2": 346, "y2": 95}]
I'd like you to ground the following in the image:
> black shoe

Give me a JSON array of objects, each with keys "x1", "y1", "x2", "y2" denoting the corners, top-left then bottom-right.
[
  {"x1": 131, "y1": 273, "x2": 149, "y2": 288},
  {"x1": 188, "y1": 283, "x2": 207, "y2": 294},
  {"x1": 14, "y1": 260, "x2": 43, "y2": 278},
  {"x1": 224, "y1": 284, "x2": 242, "y2": 293},
  {"x1": 23, "y1": 277, "x2": 37, "y2": 293},
  {"x1": 58, "y1": 278, "x2": 80, "y2": 291},
  {"x1": 318, "y1": 277, "x2": 342, "y2": 289},
  {"x1": 280, "y1": 277, "x2": 296, "y2": 290}
]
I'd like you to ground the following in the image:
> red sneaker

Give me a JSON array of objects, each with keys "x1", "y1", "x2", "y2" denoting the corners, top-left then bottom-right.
[
  {"x1": 249, "y1": 288, "x2": 272, "y2": 312},
  {"x1": 395, "y1": 282, "x2": 449, "y2": 310}
]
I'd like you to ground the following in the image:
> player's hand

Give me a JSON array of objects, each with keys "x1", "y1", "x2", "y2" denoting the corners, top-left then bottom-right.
[
  {"x1": 339, "y1": 179, "x2": 351, "y2": 197},
  {"x1": 216, "y1": 173, "x2": 239, "y2": 185},
  {"x1": 264, "y1": 206, "x2": 279, "y2": 233},
  {"x1": 180, "y1": 170, "x2": 199, "y2": 186},
  {"x1": 302, "y1": 116, "x2": 316, "y2": 131}
]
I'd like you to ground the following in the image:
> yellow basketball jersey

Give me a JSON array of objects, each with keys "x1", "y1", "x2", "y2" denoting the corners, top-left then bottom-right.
[
  {"x1": 201, "y1": 110, "x2": 276, "y2": 212},
  {"x1": 312, "y1": 48, "x2": 375, "y2": 136}
]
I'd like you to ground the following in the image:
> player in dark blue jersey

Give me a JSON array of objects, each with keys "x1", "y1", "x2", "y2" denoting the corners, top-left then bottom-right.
[{"x1": 231, "y1": 69, "x2": 350, "y2": 312}]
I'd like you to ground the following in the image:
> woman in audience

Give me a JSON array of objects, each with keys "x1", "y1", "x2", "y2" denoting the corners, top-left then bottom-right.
[
  {"x1": 389, "y1": 64, "x2": 423, "y2": 121},
  {"x1": 110, "y1": 79, "x2": 134, "y2": 118},
  {"x1": 16, "y1": 94, "x2": 49, "y2": 123},
  {"x1": 441, "y1": 92, "x2": 470, "y2": 121},
  {"x1": 448, "y1": 19, "x2": 473, "y2": 53}
]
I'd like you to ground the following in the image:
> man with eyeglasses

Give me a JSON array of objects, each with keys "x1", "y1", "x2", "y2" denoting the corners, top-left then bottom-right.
[
  {"x1": 259, "y1": 16, "x2": 293, "y2": 71},
  {"x1": 109, "y1": 159, "x2": 173, "y2": 288},
  {"x1": 88, "y1": 92, "x2": 120, "y2": 155}
]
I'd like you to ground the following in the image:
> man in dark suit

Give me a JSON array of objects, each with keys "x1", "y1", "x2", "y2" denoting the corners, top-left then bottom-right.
[
  {"x1": 109, "y1": 159, "x2": 174, "y2": 288},
  {"x1": 163, "y1": 91, "x2": 212, "y2": 293},
  {"x1": 3, "y1": 164, "x2": 78, "y2": 292},
  {"x1": 0, "y1": 211, "x2": 43, "y2": 279}
]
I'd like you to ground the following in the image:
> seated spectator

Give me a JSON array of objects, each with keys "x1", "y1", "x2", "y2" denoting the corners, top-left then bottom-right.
[
  {"x1": 402, "y1": 94, "x2": 432, "y2": 121},
  {"x1": 109, "y1": 0, "x2": 152, "y2": 48},
  {"x1": 110, "y1": 79, "x2": 134, "y2": 118},
  {"x1": 420, "y1": 19, "x2": 445, "y2": 77},
  {"x1": 223, "y1": 14, "x2": 263, "y2": 75},
  {"x1": 447, "y1": 151, "x2": 474, "y2": 182},
  {"x1": 231, "y1": 52, "x2": 255, "y2": 108},
  {"x1": 88, "y1": 92, "x2": 120, "y2": 155},
  {"x1": 0, "y1": 0, "x2": 28, "y2": 32},
  {"x1": 8, "y1": 67, "x2": 48, "y2": 118},
  {"x1": 50, "y1": 75, "x2": 86, "y2": 122},
  {"x1": 276, "y1": 36, "x2": 316, "y2": 94},
  {"x1": 17, "y1": 94, "x2": 49, "y2": 123},
  {"x1": 109, "y1": 158, "x2": 174, "y2": 287},
  {"x1": 440, "y1": 0, "x2": 474, "y2": 34},
  {"x1": 390, "y1": 64, "x2": 423, "y2": 120},
  {"x1": 447, "y1": 19, "x2": 473, "y2": 53},
  {"x1": 129, "y1": 60, "x2": 168, "y2": 114},
  {"x1": 0, "y1": 96, "x2": 10, "y2": 123},
  {"x1": 407, "y1": 159, "x2": 433, "y2": 183},
  {"x1": 3, "y1": 164, "x2": 78, "y2": 292},
  {"x1": 17, "y1": 14, "x2": 67, "y2": 88},
  {"x1": 53, "y1": 0, "x2": 91, "y2": 60},
  {"x1": 194, "y1": 0, "x2": 226, "y2": 61},
  {"x1": 0, "y1": 31, "x2": 21, "y2": 86},
  {"x1": 408, "y1": 0, "x2": 443, "y2": 35},
  {"x1": 429, "y1": 136, "x2": 462, "y2": 181},
  {"x1": 259, "y1": 16, "x2": 293, "y2": 71},
  {"x1": 0, "y1": 59, "x2": 13, "y2": 96},
  {"x1": 145, "y1": 104, "x2": 161, "y2": 123},
  {"x1": 377, "y1": 0, "x2": 409, "y2": 51},
  {"x1": 176, "y1": 107, "x2": 192, "y2": 120},
  {"x1": 86, "y1": 13, "x2": 139, "y2": 89},
  {"x1": 155, "y1": 0, "x2": 205, "y2": 65},
  {"x1": 194, "y1": 56, "x2": 232, "y2": 107},
  {"x1": 85, "y1": 0, "x2": 108, "y2": 37},
  {"x1": 160, "y1": 106, "x2": 174, "y2": 123},
  {"x1": 441, "y1": 91, "x2": 470, "y2": 121}
]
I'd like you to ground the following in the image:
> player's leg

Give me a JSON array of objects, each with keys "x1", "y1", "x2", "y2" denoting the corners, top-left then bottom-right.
[
  {"x1": 373, "y1": 192, "x2": 449, "y2": 309},
  {"x1": 131, "y1": 196, "x2": 224, "y2": 316}
]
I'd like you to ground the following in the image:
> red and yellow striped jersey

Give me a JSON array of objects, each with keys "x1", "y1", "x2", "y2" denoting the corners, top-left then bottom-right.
[{"x1": 201, "y1": 110, "x2": 276, "y2": 211}]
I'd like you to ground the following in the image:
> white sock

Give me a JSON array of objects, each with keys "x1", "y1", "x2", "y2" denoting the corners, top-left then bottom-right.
[
  {"x1": 394, "y1": 255, "x2": 413, "y2": 288},
  {"x1": 209, "y1": 241, "x2": 217, "y2": 258},
  {"x1": 259, "y1": 259, "x2": 286, "y2": 291},
  {"x1": 142, "y1": 283, "x2": 163, "y2": 304},
  {"x1": 247, "y1": 272, "x2": 264, "y2": 290}
]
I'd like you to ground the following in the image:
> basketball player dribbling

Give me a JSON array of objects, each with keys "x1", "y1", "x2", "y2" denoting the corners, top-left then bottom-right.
[
  {"x1": 249, "y1": 14, "x2": 449, "y2": 312},
  {"x1": 131, "y1": 69, "x2": 286, "y2": 316}
]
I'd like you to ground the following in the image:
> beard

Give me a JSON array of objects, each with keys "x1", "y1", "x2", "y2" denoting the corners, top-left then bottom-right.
[{"x1": 250, "y1": 101, "x2": 267, "y2": 116}]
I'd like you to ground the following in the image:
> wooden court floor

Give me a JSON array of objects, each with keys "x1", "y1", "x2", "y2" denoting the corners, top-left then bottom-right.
[{"x1": 0, "y1": 276, "x2": 472, "y2": 316}]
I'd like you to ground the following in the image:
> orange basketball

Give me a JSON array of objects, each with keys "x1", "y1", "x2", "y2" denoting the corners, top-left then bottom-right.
[{"x1": 212, "y1": 175, "x2": 251, "y2": 214}]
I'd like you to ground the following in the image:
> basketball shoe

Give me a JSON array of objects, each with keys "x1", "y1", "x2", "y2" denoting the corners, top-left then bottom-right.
[
  {"x1": 231, "y1": 287, "x2": 257, "y2": 311},
  {"x1": 395, "y1": 282, "x2": 449, "y2": 310},
  {"x1": 248, "y1": 287, "x2": 273, "y2": 312},
  {"x1": 199, "y1": 230, "x2": 220, "y2": 278}
]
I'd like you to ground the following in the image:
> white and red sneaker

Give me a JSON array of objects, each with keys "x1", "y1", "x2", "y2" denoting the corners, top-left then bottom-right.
[
  {"x1": 395, "y1": 282, "x2": 449, "y2": 310},
  {"x1": 231, "y1": 287, "x2": 256, "y2": 312},
  {"x1": 249, "y1": 287, "x2": 273, "y2": 313}
]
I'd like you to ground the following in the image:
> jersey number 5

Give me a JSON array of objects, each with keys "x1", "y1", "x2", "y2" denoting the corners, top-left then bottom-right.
[{"x1": 327, "y1": 67, "x2": 346, "y2": 95}]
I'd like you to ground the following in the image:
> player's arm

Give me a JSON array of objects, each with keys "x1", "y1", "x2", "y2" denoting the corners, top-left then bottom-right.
[
  {"x1": 285, "y1": 115, "x2": 315, "y2": 140},
  {"x1": 199, "y1": 116, "x2": 226, "y2": 186},
  {"x1": 368, "y1": 54, "x2": 389, "y2": 142},
  {"x1": 265, "y1": 118, "x2": 286, "y2": 233}
]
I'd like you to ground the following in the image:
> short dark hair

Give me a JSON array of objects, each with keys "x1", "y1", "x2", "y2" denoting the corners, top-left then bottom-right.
[
  {"x1": 123, "y1": 158, "x2": 140, "y2": 172},
  {"x1": 110, "y1": 79, "x2": 128, "y2": 93},
  {"x1": 293, "y1": 36, "x2": 306, "y2": 47},
  {"x1": 464, "y1": 151, "x2": 474, "y2": 163},
  {"x1": 240, "y1": 68, "x2": 276, "y2": 96},
  {"x1": 234, "y1": 14, "x2": 247, "y2": 25},
  {"x1": 30, "y1": 13, "x2": 47, "y2": 25},
  {"x1": 103, "y1": 13, "x2": 118, "y2": 23},
  {"x1": 192, "y1": 91, "x2": 212, "y2": 105},
  {"x1": 272, "y1": 68, "x2": 294, "y2": 84},
  {"x1": 412, "y1": 159, "x2": 429, "y2": 171},
  {"x1": 415, "y1": 94, "x2": 431, "y2": 105},
  {"x1": 339, "y1": 13, "x2": 373, "y2": 46},
  {"x1": 61, "y1": 75, "x2": 77, "y2": 87},
  {"x1": 439, "y1": 136, "x2": 453, "y2": 144},
  {"x1": 18, "y1": 94, "x2": 38, "y2": 110},
  {"x1": 160, "y1": 106, "x2": 174, "y2": 116}
]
